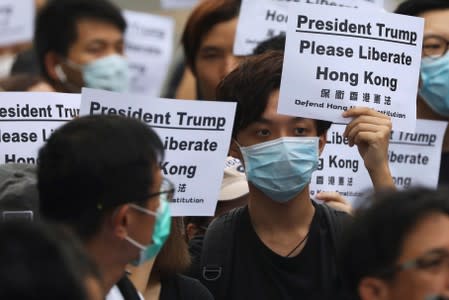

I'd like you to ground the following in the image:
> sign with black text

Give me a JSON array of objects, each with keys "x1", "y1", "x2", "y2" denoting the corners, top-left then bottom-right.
[
  {"x1": 234, "y1": 0, "x2": 385, "y2": 55},
  {"x1": 124, "y1": 11, "x2": 174, "y2": 97},
  {"x1": 80, "y1": 88, "x2": 236, "y2": 216},
  {"x1": 278, "y1": 4, "x2": 424, "y2": 131},
  {"x1": 310, "y1": 120, "x2": 448, "y2": 205},
  {"x1": 0, "y1": 93, "x2": 80, "y2": 164}
]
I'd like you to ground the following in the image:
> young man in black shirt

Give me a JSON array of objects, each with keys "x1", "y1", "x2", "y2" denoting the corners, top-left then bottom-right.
[{"x1": 200, "y1": 51, "x2": 395, "y2": 300}]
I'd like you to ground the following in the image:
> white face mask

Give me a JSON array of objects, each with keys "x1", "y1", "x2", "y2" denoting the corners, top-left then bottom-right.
[{"x1": 0, "y1": 54, "x2": 15, "y2": 77}]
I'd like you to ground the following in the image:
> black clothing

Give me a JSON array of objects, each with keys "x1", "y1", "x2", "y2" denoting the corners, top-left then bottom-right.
[
  {"x1": 201, "y1": 202, "x2": 349, "y2": 300},
  {"x1": 160, "y1": 274, "x2": 214, "y2": 300},
  {"x1": 116, "y1": 276, "x2": 141, "y2": 300},
  {"x1": 227, "y1": 204, "x2": 337, "y2": 300},
  {"x1": 185, "y1": 235, "x2": 204, "y2": 279},
  {"x1": 439, "y1": 152, "x2": 449, "y2": 187}
]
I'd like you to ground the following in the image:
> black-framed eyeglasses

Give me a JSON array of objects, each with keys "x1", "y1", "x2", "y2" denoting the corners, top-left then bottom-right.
[
  {"x1": 146, "y1": 177, "x2": 175, "y2": 203},
  {"x1": 422, "y1": 35, "x2": 449, "y2": 59}
]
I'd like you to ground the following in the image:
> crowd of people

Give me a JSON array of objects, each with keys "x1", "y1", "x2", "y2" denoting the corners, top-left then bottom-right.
[{"x1": 1, "y1": 0, "x2": 449, "y2": 299}]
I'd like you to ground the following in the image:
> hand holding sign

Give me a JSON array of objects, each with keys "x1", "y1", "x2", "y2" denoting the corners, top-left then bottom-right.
[
  {"x1": 343, "y1": 107, "x2": 394, "y2": 189},
  {"x1": 278, "y1": 4, "x2": 424, "y2": 131}
]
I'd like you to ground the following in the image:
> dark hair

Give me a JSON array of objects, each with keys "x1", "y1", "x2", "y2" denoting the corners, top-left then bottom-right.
[
  {"x1": 0, "y1": 221, "x2": 95, "y2": 300},
  {"x1": 182, "y1": 0, "x2": 241, "y2": 74},
  {"x1": 216, "y1": 51, "x2": 332, "y2": 137},
  {"x1": 52, "y1": 225, "x2": 102, "y2": 282},
  {"x1": 38, "y1": 115, "x2": 164, "y2": 241},
  {"x1": 34, "y1": 0, "x2": 126, "y2": 81},
  {"x1": 252, "y1": 34, "x2": 286, "y2": 55},
  {"x1": 0, "y1": 74, "x2": 46, "y2": 91},
  {"x1": 395, "y1": 0, "x2": 449, "y2": 16},
  {"x1": 152, "y1": 217, "x2": 191, "y2": 277},
  {"x1": 339, "y1": 188, "x2": 449, "y2": 300}
]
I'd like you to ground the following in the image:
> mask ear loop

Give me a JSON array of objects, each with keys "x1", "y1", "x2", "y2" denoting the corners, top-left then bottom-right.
[
  {"x1": 54, "y1": 64, "x2": 67, "y2": 82},
  {"x1": 128, "y1": 203, "x2": 158, "y2": 217},
  {"x1": 124, "y1": 235, "x2": 146, "y2": 250},
  {"x1": 233, "y1": 138, "x2": 244, "y2": 149},
  {"x1": 54, "y1": 59, "x2": 85, "y2": 92}
]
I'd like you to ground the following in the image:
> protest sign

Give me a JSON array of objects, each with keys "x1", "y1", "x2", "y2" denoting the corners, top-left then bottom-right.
[
  {"x1": 124, "y1": 11, "x2": 174, "y2": 97},
  {"x1": 0, "y1": 93, "x2": 80, "y2": 164},
  {"x1": 234, "y1": 0, "x2": 385, "y2": 56},
  {"x1": 80, "y1": 88, "x2": 236, "y2": 216},
  {"x1": 160, "y1": 0, "x2": 198, "y2": 10},
  {"x1": 0, "y1": 0, "x2": 34, "y2": 46},
  {"x1": 278, "y1": 4, "x2": 424, "y2": 131},
  {"x1": 310, "y1": 120, "x2": 448, "y2": 205}
]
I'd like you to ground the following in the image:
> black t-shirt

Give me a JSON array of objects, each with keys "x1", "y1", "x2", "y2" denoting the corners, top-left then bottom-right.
[
  {"x1": 185, "y1": 235, "x2": 204, "y2": 279},
  {"x1": 439, "y1": 152, "x2": 449, "y2": 187},
  {"x1": 226, "y1": 203, "x2": 339, "y2": 300},
  {"x1": 160, "y1": 274, "x2": 214, "y2": 300}
]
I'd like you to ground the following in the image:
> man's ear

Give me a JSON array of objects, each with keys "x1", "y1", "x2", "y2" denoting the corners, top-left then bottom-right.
[
  {"x1": 44, "y1": 51, "x2": 62, "y2": 81},
  {"x1": 358, "y1": 277, "x2": 390, "y2": 300},
  {"x1": 229, "y1": 138, "x2": 243, "y2": 161},
  {"x1": 318, "y1": 130, "x2": 328, "y2": 155},
  {"x1": 111, "y1": 204, "x2": 130, "y2": 239}
]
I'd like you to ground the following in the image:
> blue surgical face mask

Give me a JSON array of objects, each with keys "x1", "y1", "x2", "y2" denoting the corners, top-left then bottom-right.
[
  {"x1": 238, "y1": 137, "x2": 319, "y2": 203},
  {"x1": 55, "y1": 54, "x2": 129, "y2": 92},
  {"x1": 420, "y1": 52, "x2": 449, "y2": 117},
  {"x1": 125, "y1": 200, "x2": 171, "y2": 266}
]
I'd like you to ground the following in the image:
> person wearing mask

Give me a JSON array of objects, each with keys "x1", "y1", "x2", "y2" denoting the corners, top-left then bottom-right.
[
  {"x1": 34, "y1": 0, "x2": 128, "y2": 93},
  {"x1": 395, "y1": 0, "x2": 449, "y2": 186},
  {"x1": 339, "y1": 188, "x2": 449, "y2": 300},
  {"x1": 37, "y1": 115, "x2": 172, "y2": 300},
  {"x1": 130, "y1": 217, "x2": 213, "y2": 300},
  {"x1": 199, "y1": 51, "x2": 394, "y2": 300}
]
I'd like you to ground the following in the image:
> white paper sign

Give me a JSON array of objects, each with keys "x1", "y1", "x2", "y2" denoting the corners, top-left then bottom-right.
[
  {"x1": 278, "y1": 4, "x2": 424, "y2": 131},
  {"x1": 160, "y1": 0, "x2": 198, "y2": 10},
  {"x1": 309, "y1": 120, "x2": 448, "y2": 205},
  {"x1": 79, "y1": 88, "x2": 236, "y2": 216},
  {"x1": 0, "y1": 93, "x2": 80, "y2": 164},
  {"x1": 234, "y1": 0, "x2": 384, "y2": 56},
  {"x1": 124, "y1": 11, "x2": 175, "y2": 97},
  {"x1": 0, "y1": 0, "x2": 34, "y2": 46}
]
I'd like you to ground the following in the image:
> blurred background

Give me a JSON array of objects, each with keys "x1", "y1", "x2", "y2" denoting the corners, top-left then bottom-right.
[{"x1": 110, "y1": 0, "x2": 405, "y2": 46}]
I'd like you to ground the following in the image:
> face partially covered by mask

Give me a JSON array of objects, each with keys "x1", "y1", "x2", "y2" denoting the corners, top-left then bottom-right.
[
  {"x1": 55, "y1": 54, "x2": 129, "y2": 93},
  {"x1": 238, "y1": 137, "x2": 319, "y2": 203},
  {"x1": 125, "y1": 199, "x2": 171, "y2": 266},
  {"x1": 420, "y1": 52, "x2": 449, "y2": 117}
]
